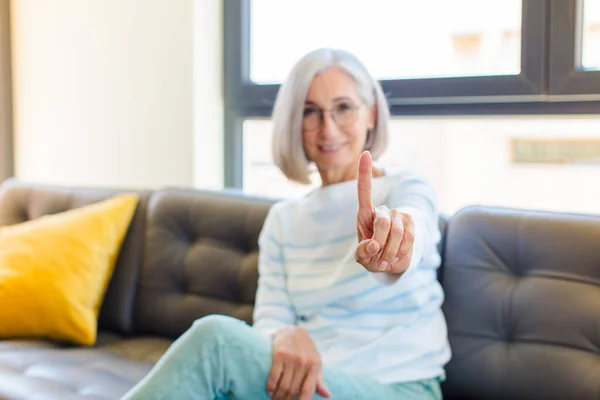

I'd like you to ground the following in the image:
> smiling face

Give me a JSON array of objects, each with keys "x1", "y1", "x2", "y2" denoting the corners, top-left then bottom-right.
[{"x1": 302, "y1": 67, "x2": 376, "y2": 185}]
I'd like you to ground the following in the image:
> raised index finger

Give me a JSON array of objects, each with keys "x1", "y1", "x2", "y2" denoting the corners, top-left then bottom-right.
[{"x1": 357, "y1": 151, "x2": 373, "y2": 210}]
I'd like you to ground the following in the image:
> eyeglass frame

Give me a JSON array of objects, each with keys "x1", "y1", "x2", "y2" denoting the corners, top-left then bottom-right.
[{"x1": 301, "y1": 101, "x2": 365, "y2": 132}]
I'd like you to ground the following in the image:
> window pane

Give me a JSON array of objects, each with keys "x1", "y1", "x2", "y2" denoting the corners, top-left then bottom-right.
[
  {"x1": 243, "y1": 117, "x2": 600, "y2": 216},
  {"x1": 581, "y1": 0, "x2": 600, "y2": 70},
  {"x1": 250, "y1": 0, "x2": 522, "y2": 84}
]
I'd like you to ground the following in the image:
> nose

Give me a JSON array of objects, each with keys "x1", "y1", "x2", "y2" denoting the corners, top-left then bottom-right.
[{"x1": 318, "y1": 111, "x2": 339, "y2": 139}]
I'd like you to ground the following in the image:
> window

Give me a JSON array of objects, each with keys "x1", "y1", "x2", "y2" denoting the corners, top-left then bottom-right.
[
  {"x1": 224, "y1": 0, "x2": 600, "y2": 209},
  {"x1": 250, "y1": 0, "x2": 522, "y2": 83},
  {"x1": 243, "y1": 116, "x2": 600, "y2": 215},
  {"x1": 225, "y1": 0, "x2": 550, "y2": 115},
  {"x1": 548, "y1": 0, "x2": 600, "y2": 95},
  {"x1": 581, "y1": 0, "x2": 600, "y2": 70}
]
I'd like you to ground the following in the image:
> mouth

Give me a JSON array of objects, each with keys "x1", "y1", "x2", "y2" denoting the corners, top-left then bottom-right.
[{"x1": 318, "y1": 144, "x2": 345, "y2": 154}]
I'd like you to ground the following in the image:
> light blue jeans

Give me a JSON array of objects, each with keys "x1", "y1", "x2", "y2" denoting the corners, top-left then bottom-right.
[{"x1": 123, "y1": 315, "x2": 442, "y2": 400}]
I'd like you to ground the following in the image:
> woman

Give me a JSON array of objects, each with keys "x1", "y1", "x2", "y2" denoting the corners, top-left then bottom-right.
[{"x1": 124, "y1": 48, "x2": 450, "y2": 400}]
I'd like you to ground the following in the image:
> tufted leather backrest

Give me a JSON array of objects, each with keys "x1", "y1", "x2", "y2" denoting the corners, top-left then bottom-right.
[
  {"x1": 134, "y1": 188, "x2": 275, "y2": 338},
  {"x1": 0, "y1": 178, "x2": 151, "y2": 335},
  {"x1": 441, "y1": 205, "x2": 600, "y2": 400}
]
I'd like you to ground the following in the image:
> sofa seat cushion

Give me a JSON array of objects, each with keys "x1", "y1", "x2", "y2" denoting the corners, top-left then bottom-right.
[{"x1": 0, "y1": 333, "x2": 172, "y2": 400}]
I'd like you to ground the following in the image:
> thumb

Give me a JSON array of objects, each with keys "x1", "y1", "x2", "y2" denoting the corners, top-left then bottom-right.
[
  {"x1": 355, "y1": 239, "x2": 379, "y2": 263},
  {"x1": 316, "y1": 372, "x2": 331, "y2": 398}
]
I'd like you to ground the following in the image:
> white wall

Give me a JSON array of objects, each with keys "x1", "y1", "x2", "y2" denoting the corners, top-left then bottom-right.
[
  {"x1": 9, "y1": 0, "x2": 221, "y2": 189},
  {"x1": 193, "y1": 0, "x2": 223, "y2": 190}
]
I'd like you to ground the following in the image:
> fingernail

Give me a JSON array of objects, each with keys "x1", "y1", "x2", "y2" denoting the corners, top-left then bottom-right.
[
  {"x1": 367, "y1": 241, "x2": 377, "y2": 254},
  {"x1": 379, "y1": 261, "x2": 388, "y2": 271},
  {"x1": 392, "y1": 216, "x2": 402, "y2": 226},
  {"x1": 392, "y1": 257, "x2": 399, "y2": 265}
]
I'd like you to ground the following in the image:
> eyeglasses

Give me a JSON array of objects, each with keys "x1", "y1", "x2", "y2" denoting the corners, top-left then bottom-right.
[{"x1": 302, "y1": 102, "x2": 360, "y2": 131}]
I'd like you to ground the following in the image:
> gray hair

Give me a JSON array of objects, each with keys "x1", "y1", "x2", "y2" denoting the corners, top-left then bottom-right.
[{"x1": 271, "y1": 48, "x2": 390, "y2": 185}]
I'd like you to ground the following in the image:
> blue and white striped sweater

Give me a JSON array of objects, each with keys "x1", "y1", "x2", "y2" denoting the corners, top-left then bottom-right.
[{"x1": 252, "y1": 170, "x2": 451, "y2": 384}]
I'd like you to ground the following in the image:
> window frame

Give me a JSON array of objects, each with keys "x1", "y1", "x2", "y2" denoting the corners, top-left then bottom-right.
[
  {"x1": 223, "y1": 0, "x2": 600, "y2": 188},
  {"x1": 548, "y1": 0, "x2": 600, "y2": 96},
  {"x1": 0, "y1": 0, "x2": 14, "y2": 182},
  {"x1": 226, "y1": 0, "x2": 550, "y2": 109}
]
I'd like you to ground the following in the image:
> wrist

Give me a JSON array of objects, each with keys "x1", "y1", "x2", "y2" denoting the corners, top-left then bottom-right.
[{"x1": 273, "y1": 325, "x2": 297, "y2": 339}]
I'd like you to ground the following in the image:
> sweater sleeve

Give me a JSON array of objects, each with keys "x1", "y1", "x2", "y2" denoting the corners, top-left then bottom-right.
[
  {"x1": 252, "y1": 203, "x2": 296, "y2": 336},
  {"x1": 371, "y1": 174, "x2": 442, "y2": 285}
]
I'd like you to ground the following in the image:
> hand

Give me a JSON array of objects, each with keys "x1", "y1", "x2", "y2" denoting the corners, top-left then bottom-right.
[
  {"x1": 267, "y1": 326, "x2": 331, "y2": 400},
  {"x1": 355, "y1": 151, "x2": 415, "y2": 274}
]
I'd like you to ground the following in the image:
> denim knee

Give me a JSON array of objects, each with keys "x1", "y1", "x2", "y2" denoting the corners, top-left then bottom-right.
[{"x1": 189, "y1": 314, "x2": 247, "y2": 344}]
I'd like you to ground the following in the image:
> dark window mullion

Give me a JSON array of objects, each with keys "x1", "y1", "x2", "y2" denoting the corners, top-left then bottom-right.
[
  {"x1": 223, "y1": 0, "x2": 251, "y2": 188},
  {"x1": 548, "y1": 0, "x2": 600, "y2": 97}
]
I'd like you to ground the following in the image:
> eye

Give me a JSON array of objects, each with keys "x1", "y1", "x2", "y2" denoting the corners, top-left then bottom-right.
[
  {"x1": 336, "y1": 102, "x2": 353, "y2": 112},
  {"x1": 303, "y1": 107, "x2": 320, "y2": 117},
  {"x1": 335, "y1": 102, "x2": 354, "y2": 114}
]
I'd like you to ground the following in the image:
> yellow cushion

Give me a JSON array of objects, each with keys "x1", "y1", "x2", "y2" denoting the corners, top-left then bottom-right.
[{"x1": 0, "y1": 194, "x2": 139, "y2": 346}]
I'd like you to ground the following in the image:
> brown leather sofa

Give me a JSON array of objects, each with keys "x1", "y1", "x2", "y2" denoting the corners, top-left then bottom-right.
[{"x1": 0, "y1": 178, "x2": 598, "y2": 400}]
